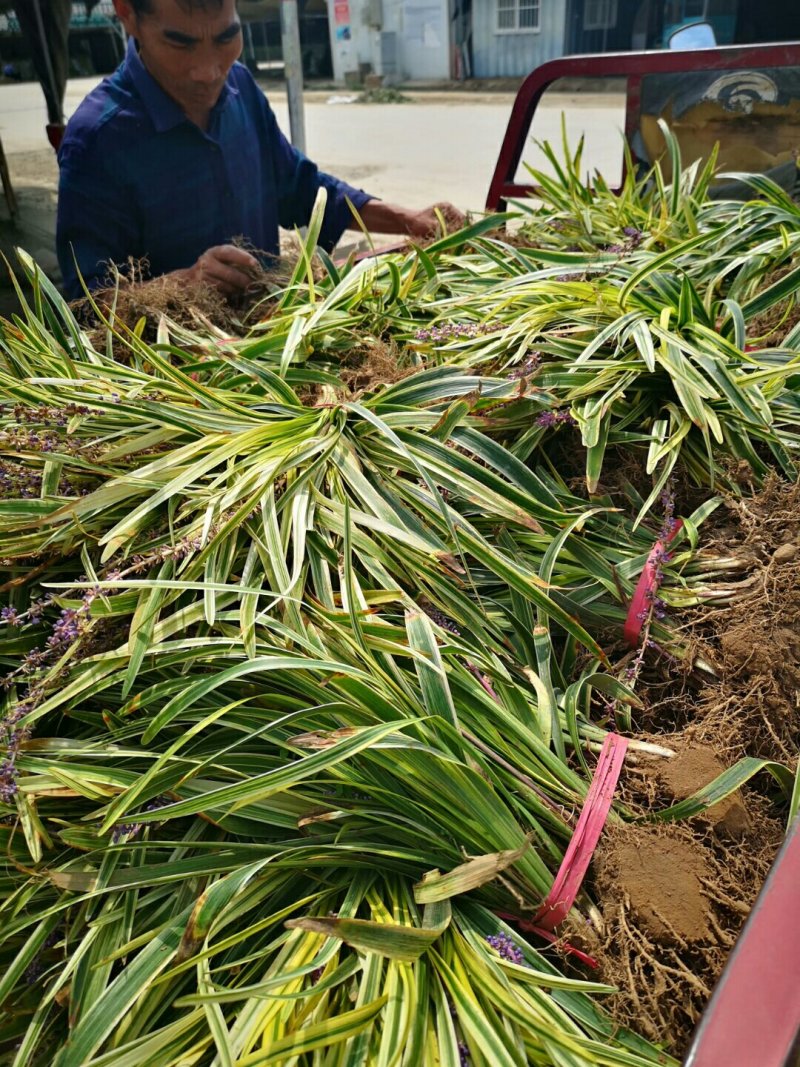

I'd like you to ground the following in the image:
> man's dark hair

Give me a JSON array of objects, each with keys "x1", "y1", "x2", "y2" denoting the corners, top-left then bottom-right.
[{"x1": 128, "y1": 0, "x2": 226, "y2": 14}]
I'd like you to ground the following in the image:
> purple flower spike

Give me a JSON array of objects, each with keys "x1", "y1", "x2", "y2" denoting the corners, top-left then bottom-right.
[
  {"x1": 415, "y1": 321, "x2": 501, "y2": 344},
  {"x1": 486, "y1": 931, "x2": 525, "y2": 965},
  {"x1": 21, "y1": 649, "x2": 45, "y2": 672},
  {"x1": 0, "y1": 758, "x2": 19, "y2": 802},
  {"x1": 535, "y1": 410, "x2": 576, "y2": 429},
  {"x1": 27, "y1": 599, "x2": 49, "y2": 622}
]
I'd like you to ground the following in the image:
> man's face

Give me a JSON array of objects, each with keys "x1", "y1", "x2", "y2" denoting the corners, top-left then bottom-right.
[{"x1": 114, "y1": 0, "x2": 242, "y2": 122}]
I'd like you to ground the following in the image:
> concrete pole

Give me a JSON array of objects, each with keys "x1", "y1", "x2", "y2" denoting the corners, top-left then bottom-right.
[{"x1": 280, "y1": 1, "x2": 306, "y2": 155}]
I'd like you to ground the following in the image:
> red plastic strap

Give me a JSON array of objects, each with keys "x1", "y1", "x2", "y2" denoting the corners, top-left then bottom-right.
[
  {"x1": 523, "y1": 923, "x2": 599, "y2": 969},
  {"x1": 622, "y1": 518, "x2": 683, "y2": 648},
  {"x1": 532, "y1": 732, "x2": 629, "y2": 933}
]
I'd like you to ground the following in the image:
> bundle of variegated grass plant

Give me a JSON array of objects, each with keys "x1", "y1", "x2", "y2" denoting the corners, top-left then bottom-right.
[
  {"x1": 215, "y1": 128, "x2": 800, "y2": 505},
  {"x1": 0, "y1": 133, "x2": 797, "y2": 1065},
  {"x1": 0, "y1": 281, "x2": 676, "y2": 1067}
]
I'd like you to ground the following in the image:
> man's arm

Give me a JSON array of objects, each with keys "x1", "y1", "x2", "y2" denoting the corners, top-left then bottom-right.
[
  {"x1": 252, "y1": 84, "x2": 465, "y2": 251},
  {"x1": 354, "y1": 200, "x2": 466, "y2": 239},
  {"x1": 171, "y1": 197, "x2": 467, "y2": 292}
]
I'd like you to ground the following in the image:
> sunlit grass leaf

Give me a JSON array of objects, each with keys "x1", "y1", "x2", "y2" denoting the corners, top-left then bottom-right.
[
  {"x1": 414, "y1": 844, "x2": 529, "y2": 904},
  {"x1": 286, "y1": 900, "x2": 451, "y2": 963}
]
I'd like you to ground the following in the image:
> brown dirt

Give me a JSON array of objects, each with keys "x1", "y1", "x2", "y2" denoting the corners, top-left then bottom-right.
[
  {"x1": 587, "y1": 804, "x2": 782, "y2": 1051},
  {"x1": 595, "y1": 825, "x2": 711, "y2": 946},
  {"x1": 638, "y1": 476, "x2": 800, "y2": 762},
  {"x1": 654, "y1": 743, "x2": 751, "y2": 840}
]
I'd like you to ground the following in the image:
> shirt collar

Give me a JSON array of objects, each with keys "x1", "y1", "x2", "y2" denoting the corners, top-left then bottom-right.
[{"x1": 123, "y1": 36, "x2": 238, "y2": 135}]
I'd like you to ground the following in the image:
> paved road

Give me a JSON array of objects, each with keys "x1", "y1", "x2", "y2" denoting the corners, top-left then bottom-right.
[{"x1": 0, "y1": 76, "x2": 626, "y2": 213}]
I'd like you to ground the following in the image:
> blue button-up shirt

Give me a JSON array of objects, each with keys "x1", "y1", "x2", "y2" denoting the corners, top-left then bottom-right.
[{"x1": 57, "y1": 39, "x2": 373, "y2": 298}]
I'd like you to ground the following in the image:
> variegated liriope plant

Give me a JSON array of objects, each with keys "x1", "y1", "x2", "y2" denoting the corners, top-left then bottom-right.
[{"x1": 0, "y1": 135, "x2": 796, "y2": 1067}]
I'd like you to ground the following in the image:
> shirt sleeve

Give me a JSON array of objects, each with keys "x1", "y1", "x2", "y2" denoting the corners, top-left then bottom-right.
[
  {"x1": 256, "y1": 90, "x2": 373, "y2": 251},
  {"x1": 57, "y1": 132, "x2": 141, "y2": 300}
]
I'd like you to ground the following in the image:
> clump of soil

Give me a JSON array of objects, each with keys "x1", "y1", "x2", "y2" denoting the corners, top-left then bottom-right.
[
  {"x1": 595, "y1": 825, "x2": 711, "y2": 946},
  {"x1": 654, "y1": 742, "x2": 751, "y2": 840}
]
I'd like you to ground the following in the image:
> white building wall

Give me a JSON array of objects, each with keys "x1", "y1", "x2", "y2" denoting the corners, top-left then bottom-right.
[
  {"x1": 327, "y1": 0, "x2": 451, "y2": 84},
  {"x1": 326, "y1": 0, "x2": 376, "y2": 83},
  {"x1": 384, "y1": 0, "x2": 451, "y2": 80}
]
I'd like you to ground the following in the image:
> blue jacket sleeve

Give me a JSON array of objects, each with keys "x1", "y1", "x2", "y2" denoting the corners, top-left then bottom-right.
[
  {"x1": 254, "y1": 88, "x2": 373, "y2": 251},
  {"x1": 57, "y1": 132, "x2": 141, "y2": 300}
]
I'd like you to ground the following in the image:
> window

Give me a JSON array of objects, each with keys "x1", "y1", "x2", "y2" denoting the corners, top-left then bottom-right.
[
  {"x1": 583, "y1": 0, "x2": 617, "y2": 30},
  {"x1": 496, "y1": 0, "x2": 541, "y2": 33}
]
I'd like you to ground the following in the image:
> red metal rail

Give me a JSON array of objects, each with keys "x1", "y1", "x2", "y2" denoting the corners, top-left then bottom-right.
[{"x1": 485, "y1": 42, "x2": 800, "y2": 211}]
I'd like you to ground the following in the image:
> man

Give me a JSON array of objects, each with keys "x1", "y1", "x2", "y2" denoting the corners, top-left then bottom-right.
[{"x1": 57, "y1": 0, "x2": 465, "y2": 300}]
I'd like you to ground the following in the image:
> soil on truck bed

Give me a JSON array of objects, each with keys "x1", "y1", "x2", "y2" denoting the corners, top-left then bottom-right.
[{"x1": 579, "y1": 475, "x2": 799, "y2": 1052}]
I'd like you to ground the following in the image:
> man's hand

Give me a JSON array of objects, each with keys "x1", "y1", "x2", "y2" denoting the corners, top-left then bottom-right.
[
  {"x1": 402, "y1": 202, "x2": 467, "y2": 238},
  {"x1": 356, "y1": 200, "x2": 466, "y2": 241},
  {"x1": 179, "y1": 244, "x2": 260, "y2": 296}
]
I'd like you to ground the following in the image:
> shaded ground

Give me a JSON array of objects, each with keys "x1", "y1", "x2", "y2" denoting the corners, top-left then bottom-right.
[{"x1": 0, "y1": 149, "x2": 59, "y2": 317}]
